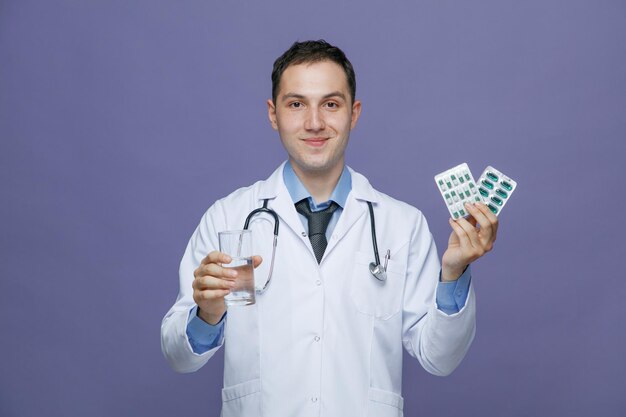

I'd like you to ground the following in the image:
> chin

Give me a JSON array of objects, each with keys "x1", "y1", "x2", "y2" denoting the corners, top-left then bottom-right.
[
  {"x1": 298, "y1": 157, "x2": 333, "y2": 172},
  {"x1": 292, "y1": 152, "x2": 343, "y2": 174}
]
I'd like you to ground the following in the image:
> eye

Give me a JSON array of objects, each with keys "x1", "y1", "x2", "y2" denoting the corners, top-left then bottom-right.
[
  {"x1": 324, "y1": 101, "x2": 339, "y2": 109},
  {"x1": 289, "y1": 101, "x2": 303, "y2": 109}
]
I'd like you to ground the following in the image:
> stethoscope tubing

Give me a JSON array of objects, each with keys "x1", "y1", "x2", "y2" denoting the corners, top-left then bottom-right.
[
  {"x1": 243, "y1": 198, "x2": 385, "y2": 290},
  {"x1": 366, "y1": 201, "x2": 381, "y2": 267}
]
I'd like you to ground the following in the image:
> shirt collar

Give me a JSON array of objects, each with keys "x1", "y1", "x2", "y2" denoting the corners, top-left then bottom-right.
[{"x1": 283, "y1": 161, "x2": 352, "y2": 210}]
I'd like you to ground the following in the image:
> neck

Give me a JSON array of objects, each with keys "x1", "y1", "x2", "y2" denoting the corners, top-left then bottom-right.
[{"x1": 290, "y1": 160, "x2": 344, "y2": 204}]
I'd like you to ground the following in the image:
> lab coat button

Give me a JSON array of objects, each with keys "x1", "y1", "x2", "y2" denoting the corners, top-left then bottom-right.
[
  {"x1": 301, "y1": 232, "x2": 307, "y2": 237},
  {"x1": 315, "y1": 280, "x2": 321, "y2": 286},
  {"x1": 311, "y1": 397, "x2": 318, "y2": 403},
  {"x1": 314, "y1": 335, "x2": 320, "y2": 342}
]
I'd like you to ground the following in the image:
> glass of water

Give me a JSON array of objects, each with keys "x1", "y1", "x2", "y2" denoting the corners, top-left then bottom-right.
[{"x1": 218, "y1": 230, "x2": 256, "y2": 306}]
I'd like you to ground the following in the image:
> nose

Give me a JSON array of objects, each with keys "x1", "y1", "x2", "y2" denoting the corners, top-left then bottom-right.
[{"x1": 304, "y1": 107, "x2": 326, "y2": 131}]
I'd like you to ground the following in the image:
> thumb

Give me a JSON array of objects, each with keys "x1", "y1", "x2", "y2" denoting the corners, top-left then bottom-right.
[{"x1": 252, "y1": 255, "x2": 263, "y2": 268}]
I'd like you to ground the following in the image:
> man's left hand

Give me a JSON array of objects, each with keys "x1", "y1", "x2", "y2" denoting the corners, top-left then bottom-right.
[{"x1": 441, "y1": 202, "x2": 498, "y2": 281}]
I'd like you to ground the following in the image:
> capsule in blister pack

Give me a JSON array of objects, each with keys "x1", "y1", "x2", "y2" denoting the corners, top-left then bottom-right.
[
  {"x1": 434, "y1": 163, "x2": 483, "y2": 219},
  {"x1": 476, "y1": 166, "x2": 517, "y2": 216}
]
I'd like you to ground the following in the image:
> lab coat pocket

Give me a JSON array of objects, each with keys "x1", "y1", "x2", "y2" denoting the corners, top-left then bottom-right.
[
  {"x1": 221, "y1": 378, "x2": 261, "y2": 417},
  {"x1": 350, "y1": 251, "x2": 405, "y2": 319},
  {"x1": 367, "y1": 387, "x2": 404, "y2": 416}
]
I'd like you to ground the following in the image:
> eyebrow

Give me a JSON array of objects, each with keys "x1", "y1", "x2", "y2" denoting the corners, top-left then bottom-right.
[{"x1": 280, "y1": 91, "x2": 347, "y2": 102}]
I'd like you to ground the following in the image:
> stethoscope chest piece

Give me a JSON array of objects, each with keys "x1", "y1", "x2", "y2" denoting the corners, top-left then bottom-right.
[
  {"x1": 369, "y1": 262, "x2": 387, "y2": 282},
  {"x1": 366, "y1": 202, "x2": 390, "y2": 282}
]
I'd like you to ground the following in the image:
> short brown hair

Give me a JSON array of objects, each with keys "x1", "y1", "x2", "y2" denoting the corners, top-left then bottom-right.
[{"x1": 271, "y1": 40, "x2": 356, "y2": 104}]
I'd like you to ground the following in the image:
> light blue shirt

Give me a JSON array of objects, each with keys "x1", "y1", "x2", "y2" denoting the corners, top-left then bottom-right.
[
  {"x1": 186, "y1": 162, "x2": 471, "y2": 353},
  {"x1": 282, "y1": 161, "x2": 351, "y2": 239}
]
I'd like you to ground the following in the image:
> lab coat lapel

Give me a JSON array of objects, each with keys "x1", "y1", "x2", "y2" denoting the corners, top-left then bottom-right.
[
  {"x1": 323, "y1": 194, "x2": 366, "y2": 257},
  {"x1": 257, "y1": 164, "x2": 380, "y2": 262},
  {"x1": 258, "y1": 162, "x2": 307, "y2": 238},
  {"x1": 323, "y1": 168, "x2": 379, "y2": 258}
]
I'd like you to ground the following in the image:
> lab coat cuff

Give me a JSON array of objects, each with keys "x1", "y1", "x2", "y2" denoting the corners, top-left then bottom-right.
[
  {"x1": 436, "y1": 266, "x2": 472, "y2": 315},
  {"x1": 185, "y1": 306, "x2": 226, "y2": 354}
]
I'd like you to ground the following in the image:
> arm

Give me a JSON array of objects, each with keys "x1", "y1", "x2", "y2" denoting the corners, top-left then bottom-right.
[
  {"x1": 160, "y1": 204, "x2": 230, "y2": 373},
  {"x1": 160, "y1": 249, "x2": 227, "y2": 372},
  {"x1": 161, "y1": 204, "x2": 263, "y2": 373},
  {"x1": 402, "y1": 202, "x2": 498, "y2": 376}
]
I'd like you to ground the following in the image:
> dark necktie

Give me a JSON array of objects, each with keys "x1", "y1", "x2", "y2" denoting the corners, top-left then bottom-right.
[{"x1": 295, "y1": 198, "x2": 339, "y2": 264}]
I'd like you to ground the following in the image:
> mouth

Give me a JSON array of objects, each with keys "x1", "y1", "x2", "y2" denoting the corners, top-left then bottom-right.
[{"x1": 301, "y1": 137, "x2": 329, "y2": 147}]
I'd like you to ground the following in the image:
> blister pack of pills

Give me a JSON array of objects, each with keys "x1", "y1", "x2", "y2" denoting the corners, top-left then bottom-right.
[
  {"x1": 435, "y1": 163, "x2": 517, "y2": 218},
  {"x1": 434, "y1": 163, "x2": 483, "y2": 219},
  {"x1": 476, "y1": 166, "x2": 517, "y2": 216}
]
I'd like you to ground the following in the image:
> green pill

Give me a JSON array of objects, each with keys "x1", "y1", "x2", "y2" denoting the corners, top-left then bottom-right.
[
  {"x1": 475, "y1": 196, "x2": 481, "y2": 202},
  {"x1": 446, "y1": 181, "x2": 452, "y2": 188},
  {"x1": 487, "y1": 203, "x2": 499, "y2": 214},
  {"x1": 491, "y1": 196, "x2": 503, "y2": 206},
  {"x1": 486, "y1": 172, "x2": 499, "y2": 182},
  {"x1": 479, "y1": 187, "x2": 489, "y2": 197},
  {"x1": 469, "y1": 183, "x2": 475, "y2": 189},
  {"x1": 495, "y1": 189, "x2": 508, "y2": 199},
  {"x1": 481, "y1": 179, "x2": 494, "y2": 190},
  {"x1": 453, "y1": 212, "x2": 459, "y2": 219},
  {"x1": 459, "y1": 209, "x2": 466, "y2": 216},
  {"x1": 500, "y1": 180, "x2": 512, "y2": 191},
  {"x1": 464, "y1": 173, "x2": 471, "y2": 181},
  {"x1": 451, "y1": 175, "x2": 457, "y2": 180},
  {"x1": 459, "y1": 176, "x2": 465, "y2": 183},
  {"x1": 465, "y1": 190, "x2": 470, "y2": 197}
]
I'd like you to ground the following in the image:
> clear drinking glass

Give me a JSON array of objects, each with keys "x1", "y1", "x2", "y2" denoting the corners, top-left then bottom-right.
[{"x1": 218, "y1": 230, "x2": 256, "y2": 306}]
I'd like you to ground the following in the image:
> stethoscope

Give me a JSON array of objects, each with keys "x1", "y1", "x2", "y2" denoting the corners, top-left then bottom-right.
[{"x1": 244, "y1": 199, "x2": 389, "y2": 293}]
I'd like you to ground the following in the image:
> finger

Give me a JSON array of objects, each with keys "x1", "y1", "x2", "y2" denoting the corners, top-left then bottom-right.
[
  {"x1": 194, "y1": 288, "x2": 231, "y2": 302},
  {"x1": 474, "y1": 202, "x2": 499, "y2": 243},
  {"x1": 464, "y1": 202, "x2": 487, "y2": 226},
  {"x1": 201, "y1": 250, "x2": 232, "y2": 266},
  {"x1": 465, "y1": 214, "x2": 477, "y2": 227},
  {"x1": 193, "y1": 275, "x2": 235, "y2": 291},
  {"x1": 454, "y1": 216, "x2": 482, "y2": 249},
  {"x1": 252, "y1": 255, "x2": 263, "y2": 268},
  {"x1": 449, "y1": 218, "x2": 472, "y2": 248},
  {"x1": 475, "y1": 202, "x2": 498, "y2": 225},
  {"x1": 197, "y1": 263, "x2": 238, "y2": 280},
  {"x1": 465, "y1": 202, "x2": 493, "y2": 243}
]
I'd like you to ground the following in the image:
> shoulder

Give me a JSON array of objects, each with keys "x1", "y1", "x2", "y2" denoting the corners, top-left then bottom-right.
[
  {"x1": 202, "y1": 164, "x2": 284, "y2": 223},
  {"x1": 372, "y1": 189, "x2": 430, "y2": 237},
  {"x1": 216, "y1": 181, "x2": 262, "y2": 207},
  {"x1": 349, "y1": 167, "x2": 425, "y2": 222}
]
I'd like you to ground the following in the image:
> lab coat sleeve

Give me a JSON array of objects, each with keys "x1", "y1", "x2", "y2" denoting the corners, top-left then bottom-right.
[
  {"x1": 401, "y1": 212, "x2": 476, "y2": 376},
  {"x1": 161, "y1": 202, "x2": 227, "y2": 373}
]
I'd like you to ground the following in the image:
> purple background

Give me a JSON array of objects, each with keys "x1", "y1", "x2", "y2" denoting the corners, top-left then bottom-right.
[{"x1": 2, "y1": 1, "x2": 625, "y2": 416}]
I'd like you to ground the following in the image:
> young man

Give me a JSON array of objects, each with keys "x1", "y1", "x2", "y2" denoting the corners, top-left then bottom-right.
[{"x1": 162, "y1": 40, "x2": 498, "y2": 416}]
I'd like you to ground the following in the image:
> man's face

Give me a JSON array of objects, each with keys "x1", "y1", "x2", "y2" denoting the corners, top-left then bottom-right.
[{"x1": 267, "y1": 61, "x2": 361, "y2": 177}]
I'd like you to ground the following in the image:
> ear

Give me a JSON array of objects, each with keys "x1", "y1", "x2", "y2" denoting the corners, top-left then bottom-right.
[
  {"x1": 267, "y1": 99, "x2": 278, "y2": 131},
  {"x1": 350, "y1": 99, "x2": 362, "y2": 130}
]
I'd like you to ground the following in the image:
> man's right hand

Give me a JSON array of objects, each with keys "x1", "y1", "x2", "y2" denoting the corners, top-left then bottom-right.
[{"x1": 192, "y1": 251, "x2": 262, "y2": 325}]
